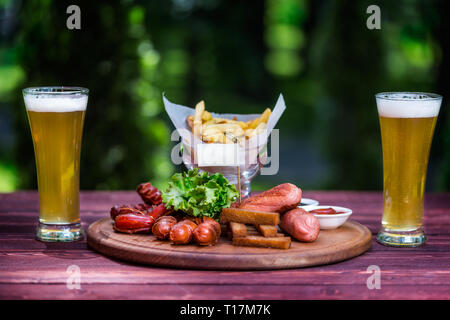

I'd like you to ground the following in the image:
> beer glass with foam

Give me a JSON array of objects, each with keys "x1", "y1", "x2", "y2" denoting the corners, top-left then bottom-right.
[
  {"x1": 23, "y1": 87, "x2": 88, "y2": 241},
  {"x1": 376, "y1": 92, "x2": 442, "y2": 247}
]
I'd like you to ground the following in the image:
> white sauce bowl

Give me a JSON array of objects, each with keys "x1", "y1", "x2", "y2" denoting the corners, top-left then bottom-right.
[
  {"x1": 298, "y1": 198, "x2": 319, "y2": 209},
  {"x1": 304, "y1": 205, "x2": 353, "y2": 230}
]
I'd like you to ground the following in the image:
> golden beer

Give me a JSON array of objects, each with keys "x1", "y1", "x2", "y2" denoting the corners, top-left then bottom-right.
[
  {"x1": 23, "y1": 87, "x2": 88, "y2": 241},
  {"x1": 376, "y1": 92, "x2": 442, "y2": 247}
]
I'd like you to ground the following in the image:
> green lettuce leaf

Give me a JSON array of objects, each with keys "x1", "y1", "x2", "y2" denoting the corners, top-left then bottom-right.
[{"x1": 161, "y1": 169, "x2": 238, "y2": 220}]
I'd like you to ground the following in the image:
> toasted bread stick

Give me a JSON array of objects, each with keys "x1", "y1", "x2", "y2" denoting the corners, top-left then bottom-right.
[
  {"x1": 255, "y1": 224, "x2": 278, "y2": 237},
  {"x1": 220, "y1": 208, "x2": 280, "y2": 225},
  {"x1": 232, "y1": 236, "x2": 291, "y2": 250},
  {"x1": 247, "y1": 230, "x2": 284, "y2": 237},
  {"x1": 229, "y1": 222, "x2": 247, "y2": 238}
]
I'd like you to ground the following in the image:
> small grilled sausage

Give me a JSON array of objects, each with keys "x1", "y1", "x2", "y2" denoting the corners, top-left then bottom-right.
[
  {"x1": 113, "y1": 213, "x2": 153, "y2": 234},
  {"x1": 152, "y1": 216, "x2": 177, "y2": 240},
  {"x1": 136, "y1": 182, "x2": 162, "y2": 205},
  {"x1": 201, "y1": 217, "x2": 221, "y2": 238},
  {"x1": 110, "y1": 205, "x2": 142, "y2": 220},
  {"x1": 193, "y1": 222, "x2": 218, "y2": 246},
  {"x1": 169, "y1": 219, "x2": 198, "y2": 244},
  {"x1": 279, "y1": 208, "x2": 320, "y2": 242}
]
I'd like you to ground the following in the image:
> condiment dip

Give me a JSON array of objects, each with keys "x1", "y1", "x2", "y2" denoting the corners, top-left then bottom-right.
[{"x1": 309, "y1": 207, "x2": 346, "y2": 215}]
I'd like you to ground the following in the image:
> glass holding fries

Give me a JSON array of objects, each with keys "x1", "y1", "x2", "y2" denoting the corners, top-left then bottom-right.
[
  {"x1": 376, "y1": 92, "x2": 442, "y2": 247},
  {"x1": 182, "y1": 101, "x2": 271, "y2": 198},
  {"x1": 23, "y1": 87, "x2": 88, "y2": 242}
]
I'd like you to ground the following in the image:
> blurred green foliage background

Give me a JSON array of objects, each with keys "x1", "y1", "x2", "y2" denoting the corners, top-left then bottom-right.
[{"x1": 0, "y1": 0, "x2": 449, "y2": 192}]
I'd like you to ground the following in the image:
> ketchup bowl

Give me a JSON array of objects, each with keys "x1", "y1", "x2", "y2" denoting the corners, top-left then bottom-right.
[{"x1": 305, "y1": 205, "x2": 353, "y2": 230}]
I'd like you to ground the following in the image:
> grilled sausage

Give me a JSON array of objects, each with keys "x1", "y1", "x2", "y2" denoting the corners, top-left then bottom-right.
[
  {"x1": 201, "y1": 217, "x2": 221, "y2": 238},
  {"x1": 136, "y1": 182, "x2": 162, "y2": 205},
  {"x1": 110, "y1": 205, "x2": 143, "y2": 220},
  {"x1": 193, "y1": 220, "x2": 220, "y2": 246},
  {"x1": 113, "y1": 213, "x2": 154, "y2": 234},
  {"x1": 279, "y1": 208, "x2": 320, "y2": 242},
  {"x1": 152, "y1": 216, "x2": 177, "y2": 240},
  {"x1": 169, "y1": 219, "x2": 198, "y2": 244},
  {"x1": 239, "y1": 183, "x2": 302, "y2": 213}
]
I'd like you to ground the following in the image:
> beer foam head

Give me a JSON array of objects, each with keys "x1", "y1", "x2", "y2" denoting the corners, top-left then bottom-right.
[
  {"x1": 23, "y1": 87, "x2": 88, "y2": 112},
  {"x1": 376, "y1": 92, "x2": 441, "y2": 118}
]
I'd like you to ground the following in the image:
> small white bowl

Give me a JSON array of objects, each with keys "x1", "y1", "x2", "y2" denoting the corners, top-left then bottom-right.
[
  {"x1": 304, "y1": 205, "x2": 353, "y2": 230},
  {"x1": 298, "y1": 198, "x2": 319, "y2": 209}
]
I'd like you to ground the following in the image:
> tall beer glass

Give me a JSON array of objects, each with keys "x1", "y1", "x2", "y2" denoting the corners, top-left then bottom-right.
[
  {"x1": 23, "y1": 87, "x2": 88, "y2": 242},
  {"x1": 376, "y1": 92, "x2": 442, "y2": 247}
]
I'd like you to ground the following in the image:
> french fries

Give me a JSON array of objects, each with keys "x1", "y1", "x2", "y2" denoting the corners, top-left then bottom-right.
[
  {"x1": 186, "y1": 101, "x2": 272, "y2": 144},
  {"x1": 193, "y1": 100, "x2": 205, "y2": 139},
  {"x1": 247, "y1": 108, "x2": 271, "y2": 129}
]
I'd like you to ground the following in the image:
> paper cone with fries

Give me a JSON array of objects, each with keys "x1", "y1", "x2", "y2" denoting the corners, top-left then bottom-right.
[{"x1": 163, "y1": 94, "x2": 286, "y2": 197}]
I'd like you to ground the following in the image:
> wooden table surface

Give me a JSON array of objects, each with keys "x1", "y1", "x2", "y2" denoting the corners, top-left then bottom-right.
[{"x1": 1, "y1": 191, "x2": 449, "y2": 300}]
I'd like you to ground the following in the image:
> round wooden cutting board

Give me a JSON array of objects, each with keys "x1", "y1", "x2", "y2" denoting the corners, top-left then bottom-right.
[{"x1": 87, "y1": 218, "x2": 372, "y2": 270}]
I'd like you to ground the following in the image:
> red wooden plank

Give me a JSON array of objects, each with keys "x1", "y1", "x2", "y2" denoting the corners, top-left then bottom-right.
[
  {"x1": 0, "y1": 283, "x2": 448, "y2": 300},
  {"x1": 2, "y1": 252, "x2": 449, "y2": 275},
  {"x1": 0, "y1": 262, "x2": 449, "y2": 285}
]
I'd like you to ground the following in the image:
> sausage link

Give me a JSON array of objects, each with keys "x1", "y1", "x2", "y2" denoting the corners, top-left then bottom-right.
[
  {"x1": 136, "y1": 182, "x2": 162, "y2": 205},
  {"x1": 201, "y1": 217, "x2": 221, "y2": 238},
  {"x1": 279, "y1": 208, "x2": 320, "y2": 242},
  {"x1": 152, "y1": 216, "x2": 177, "y2": 240},
  {"x1": 113, "y1": 213, "x2": 153, "y2": 234},
  {"x1": 169, "y1": 219, "x2": 198, "y2": 244},
  {"x1": 193, "y1": 222, "x2": 218, "y2": 246}
]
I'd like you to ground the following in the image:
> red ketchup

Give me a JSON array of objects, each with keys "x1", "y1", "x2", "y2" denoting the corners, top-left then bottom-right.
[{"x1": 310, "y1": 208, "x2": 346, "y2": 215}]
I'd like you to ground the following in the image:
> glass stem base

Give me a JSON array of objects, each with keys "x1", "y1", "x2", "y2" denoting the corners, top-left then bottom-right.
[
  {"x1": 240, "y1": 180, "x2": 251, "y2": 199},
  {"x1": 36, "y1": 222, "x2": 84, "y2": 242},
  {"x1": 377, "y1": 226, "x2": 426, "y2": 247}
]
